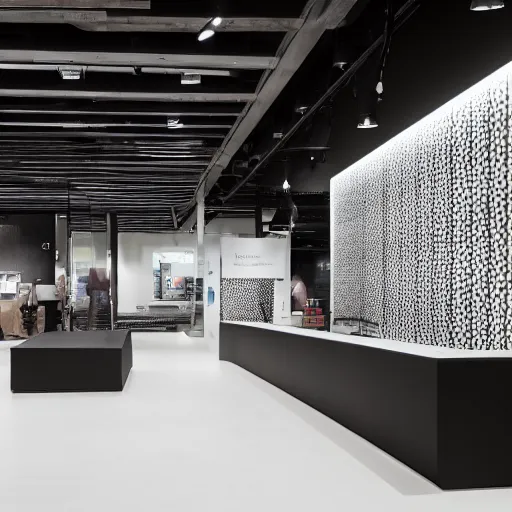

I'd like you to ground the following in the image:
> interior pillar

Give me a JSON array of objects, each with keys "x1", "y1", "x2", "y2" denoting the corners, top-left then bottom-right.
[{"x1": 106, "y1": 213, "x2": 118, "y2": 330}]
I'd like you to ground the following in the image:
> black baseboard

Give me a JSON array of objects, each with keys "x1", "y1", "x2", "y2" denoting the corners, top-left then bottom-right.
[{"x1": 220, "y1": 322, "x2": 512, "y2": 490}]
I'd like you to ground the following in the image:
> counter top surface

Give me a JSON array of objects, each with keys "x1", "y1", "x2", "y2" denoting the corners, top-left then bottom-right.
[{"x1": 222, "y1": 321, "x2": 512, "y2": 359}]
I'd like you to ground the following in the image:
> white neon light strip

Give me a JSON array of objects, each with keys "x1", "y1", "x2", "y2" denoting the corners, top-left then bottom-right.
[{"x1": 331, "y1": 60, "x2": 512, "y2": 182}]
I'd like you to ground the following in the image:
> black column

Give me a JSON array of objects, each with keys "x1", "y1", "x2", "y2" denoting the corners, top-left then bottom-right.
[
  {"x1": 255, "y1": 192, "x2": 263, "y2": 238},
  {"x1": 108, "y1": 213, "x2": 118, "y2": 326}
]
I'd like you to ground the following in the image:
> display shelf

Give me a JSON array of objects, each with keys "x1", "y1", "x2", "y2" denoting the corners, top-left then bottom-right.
[
  {"x1": 302, "y1": 315, "x2": 325, "y2": 328},
  {"x1": 0, "y1": 270, "x2": 21, "y2": 300}
]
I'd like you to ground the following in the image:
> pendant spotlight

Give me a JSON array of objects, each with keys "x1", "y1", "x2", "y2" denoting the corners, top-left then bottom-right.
[
  {"x1": 197, "y1": 16, "x2": 223, "y2": 41},
  {"x1": 470, "y1": 0, "x2": 504, "y2": 10},
  {"x1": 355, "y1": 48, "x2": 381, "y2": 129},
  {"x1": 332, "y1": 30, "x2": 352, "y2": 70},
  {"x1": 357, "y1": 113, "x2": 379, "y2": 129},
  {"x1": 283, "y1": 158, "x2": 291, "y2": 192}
]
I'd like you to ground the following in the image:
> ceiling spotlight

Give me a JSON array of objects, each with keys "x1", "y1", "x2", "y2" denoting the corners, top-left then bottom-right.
[
  {"x1": 181, "y1": 72, "x2": 201, "y2": 85},
  {"x1": 283, "y1": 179, "x2": 291, "y2": 191},
  {"x1": 332, "y1": 30, "x2": 352, "y2": 70},
  {"x1": 197, "y1": 16, "x2": 222, "y2": 42},
  {"x1": 198, "y1": 28, "x2": 215, "y2": 41},
  {"x1": 357, "y1": 114, "x2": 378, "y2": 129},
  {"x1": 333, "y1": 46, "x2": 350, "y2": 69},
  {"x1": 58, "y1": 67, "x2": 82, "y2": 80},
  {"x1": 470, "y1": 0, "x2": 504, "y2": 9},
  {"x1": 333, "y1": 59, "x2": 349, "y2": 70}
]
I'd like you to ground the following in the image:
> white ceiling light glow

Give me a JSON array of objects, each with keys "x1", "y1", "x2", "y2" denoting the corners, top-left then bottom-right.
[{"x1": 470, "y1": 0, "x2": 505, "y2": 10}]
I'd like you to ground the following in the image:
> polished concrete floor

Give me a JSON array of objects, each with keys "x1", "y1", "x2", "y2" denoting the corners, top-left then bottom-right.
[{"x1": 0, "y1": 333, "x2": 511, "y2": 511}]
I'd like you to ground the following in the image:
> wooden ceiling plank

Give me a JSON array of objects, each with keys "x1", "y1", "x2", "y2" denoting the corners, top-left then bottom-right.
[
  {"x1": 0, "y1": 0, "x2": 149, "y2": 8},
  {"x1": 0, "y1": 50, "x2": 277, "y2": 70},
  {"x1": 0, "y1": 88, "x2": 256, "y2": 102}
]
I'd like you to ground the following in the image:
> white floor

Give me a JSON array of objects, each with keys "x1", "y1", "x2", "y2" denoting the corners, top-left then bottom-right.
[{"x1": 0, "y1": 334, "x2": 511, "y2": 511}]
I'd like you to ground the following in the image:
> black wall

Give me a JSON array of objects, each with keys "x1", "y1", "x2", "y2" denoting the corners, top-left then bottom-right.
[
  {"x1": 287, "y1": 0, "x2": 512, "y2": 191},
  {"x1": 0, "y1": 214, "x2": 55, "y2": 284},
  {"x1": 291, "y1": 251, "x2": 330, "y2": 305}
]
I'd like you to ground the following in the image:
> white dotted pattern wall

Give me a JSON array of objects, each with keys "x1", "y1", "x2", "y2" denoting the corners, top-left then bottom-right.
[
  {"x1": 331, "y1": 63, "x2": 512, "y2": 349},
  {"x1": 221, "y1": 278, "x2": 275, "y2": 323}
]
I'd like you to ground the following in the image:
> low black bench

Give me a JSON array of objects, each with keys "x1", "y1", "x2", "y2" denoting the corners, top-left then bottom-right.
[{"x1": 11, "y1": 330, "x2": 132, "y2": 393}]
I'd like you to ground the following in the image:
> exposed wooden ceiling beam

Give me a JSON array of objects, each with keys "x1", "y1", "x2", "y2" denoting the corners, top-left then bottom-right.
[
  {"x1": 0, "y1": 103, "x2": 243, "y2": 117},
  {"x1": 0, "y1": 0, "x2": 149, "y2": 7},
  {"x1": 0, "y1": 88, "x2": 256, "y2": 103},
  {"x1": 0, "y1": 50, "x2": 277, "y2": 70},
  {"x1": 0, "y1": 9, "x2": 106, "y2": 22},
  {"x1": 77, "y1": 16, "x2": 303, "y2": 32},
  {"x1": 0, "y1": 121, "x2": 232, "y2": 129},
  {"x1": 322, "y1": 0, "x2": 362, "y2": 28},
  {"x1": 0, "y1": 11, "x2": 303, "y2": 32},
  {"x1": 0, "y1": 63, "x2": 236, "y2": 77},
  {"x1": 0, "y1": 131, "x2": 225, "y2": 139}
]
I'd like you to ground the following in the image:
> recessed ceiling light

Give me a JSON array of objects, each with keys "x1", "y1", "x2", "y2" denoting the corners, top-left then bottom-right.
[
  {"x1": 58, "y1": 67, "x2": 82, "y2": 80},
  {"x1": 181, "y1": 73, "x2": 201, "y2": 85}
]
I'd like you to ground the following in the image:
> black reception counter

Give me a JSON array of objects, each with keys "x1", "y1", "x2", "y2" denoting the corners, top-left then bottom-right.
[{"x1": 220, "y1": 321, "x2": 512, "y2": 490}]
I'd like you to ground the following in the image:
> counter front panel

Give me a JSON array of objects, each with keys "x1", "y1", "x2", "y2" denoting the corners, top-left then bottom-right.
[{"x1": 220, "y1": 321, "x2": 512, "y2": 490}]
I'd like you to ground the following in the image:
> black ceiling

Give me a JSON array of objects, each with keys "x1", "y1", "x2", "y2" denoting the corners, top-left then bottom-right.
[{"x1": 0, "y1": 0, "x2": 363, "y2": 232}]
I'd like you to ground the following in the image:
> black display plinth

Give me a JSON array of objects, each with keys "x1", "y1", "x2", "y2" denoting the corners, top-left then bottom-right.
[
  {"x1": 220, "y1": 321, "x2": 512, "y2": 491},
  {"x1": 11, "y1": 330, "x2": 132, "y2": 393}
]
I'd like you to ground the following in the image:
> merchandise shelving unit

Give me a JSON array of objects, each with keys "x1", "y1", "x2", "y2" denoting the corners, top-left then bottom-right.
[{"x1": 0, "y1": 271, "x2": 21, "y2": 300}]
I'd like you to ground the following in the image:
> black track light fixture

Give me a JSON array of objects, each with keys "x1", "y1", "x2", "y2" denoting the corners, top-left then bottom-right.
[{"x1": 470, "y1": 0, "x2": 504, "y2": 10}]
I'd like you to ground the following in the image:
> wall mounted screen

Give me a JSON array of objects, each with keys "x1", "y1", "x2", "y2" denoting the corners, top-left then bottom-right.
[{"x1": 331, "y1": 63, "x2": 512, "y2": 350}]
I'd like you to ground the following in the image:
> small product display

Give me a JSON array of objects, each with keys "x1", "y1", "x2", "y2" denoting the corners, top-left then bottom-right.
[{"x1": 302, "y1": 304, "x2": 325, "y2": 329}]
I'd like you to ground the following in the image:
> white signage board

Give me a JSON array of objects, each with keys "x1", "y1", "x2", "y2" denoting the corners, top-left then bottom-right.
[{"x1": 221, "y1": 237, "x2": 287, "y2": 279}]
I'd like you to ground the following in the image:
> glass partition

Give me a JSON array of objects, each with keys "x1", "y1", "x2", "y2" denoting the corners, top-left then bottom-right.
[{"x1": 70, "y1": 231, "x2": 109, "y2": 330}]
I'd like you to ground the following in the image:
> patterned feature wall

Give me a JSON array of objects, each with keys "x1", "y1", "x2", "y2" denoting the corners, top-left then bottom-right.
[
  {"x1": 331, "y1": 63, "x2": 512, "y2": 350},
  {"x1": 221, "y1": 278, "x2": 275, "y2": 323}
]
